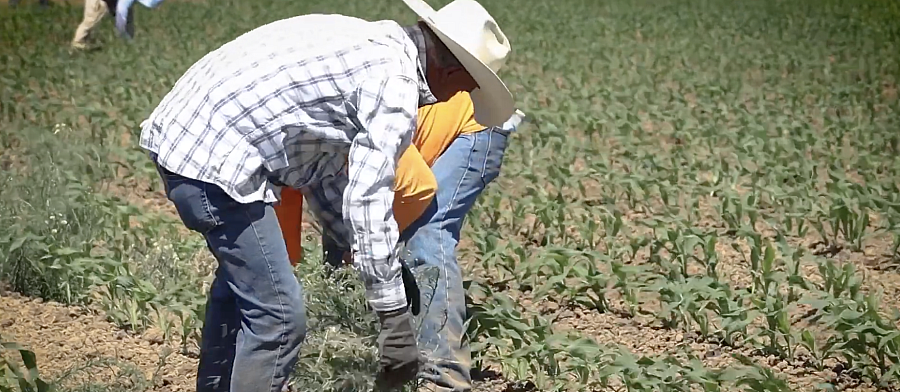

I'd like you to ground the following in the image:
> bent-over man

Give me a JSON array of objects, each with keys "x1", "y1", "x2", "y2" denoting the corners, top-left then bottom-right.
[{"x1": 137, "y1": 0, "x2": 515, "y2": 390}]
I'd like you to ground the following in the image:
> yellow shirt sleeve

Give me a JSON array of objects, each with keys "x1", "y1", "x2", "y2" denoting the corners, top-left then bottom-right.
[{"x1": 392, "y1": 145, "x2": 436, "y2": 232}]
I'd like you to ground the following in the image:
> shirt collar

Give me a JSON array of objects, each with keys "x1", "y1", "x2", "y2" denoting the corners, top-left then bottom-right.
[{"x1": 403, "y1": 24, "x2": 437, "y2": 106}]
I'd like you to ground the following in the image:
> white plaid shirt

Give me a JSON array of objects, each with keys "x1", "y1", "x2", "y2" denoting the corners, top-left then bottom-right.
[{"x1": 139, "y1": 14, "x2": 437, "y2": 312}]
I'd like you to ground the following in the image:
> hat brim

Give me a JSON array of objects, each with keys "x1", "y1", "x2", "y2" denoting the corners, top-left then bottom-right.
[{"x1": 403, "y1": 0, "x2": 515, "y2": 127}]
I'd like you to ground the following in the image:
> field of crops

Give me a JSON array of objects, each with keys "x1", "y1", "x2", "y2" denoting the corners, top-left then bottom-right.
[{"x1": 1, "y1": 0, "x2": 899, "y2": 391}]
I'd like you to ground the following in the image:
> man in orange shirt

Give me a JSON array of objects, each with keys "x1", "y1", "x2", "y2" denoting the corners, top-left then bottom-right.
[{"x1": 275, "y1": 91, "x2": 524, "y2": 392}]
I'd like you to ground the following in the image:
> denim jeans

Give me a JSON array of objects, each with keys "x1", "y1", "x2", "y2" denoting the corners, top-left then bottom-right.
[
  {"x1": 401, "y1": 127, "x2": 510, "y2": 392},
  {"x1": 152, "y1": 159, "x2": 307, "y2": 392}
]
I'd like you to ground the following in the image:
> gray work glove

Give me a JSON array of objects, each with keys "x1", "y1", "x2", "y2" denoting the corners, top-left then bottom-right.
[{"x1": 375, "y1": 308, "x2": 420, "y2": 390}]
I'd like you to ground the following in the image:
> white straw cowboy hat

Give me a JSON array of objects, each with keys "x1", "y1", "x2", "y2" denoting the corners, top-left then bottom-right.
[{"x1": 402, "y1": 0, "x2": 514, "y2": 127}]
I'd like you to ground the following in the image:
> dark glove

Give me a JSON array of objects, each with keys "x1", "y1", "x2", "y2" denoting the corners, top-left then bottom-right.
[
  {"x1": 375, "y1": 308, "x2": 420, "y2": 390},
  {"x1": 399, "y1": 259, "x2": 421, "y2": 316}
]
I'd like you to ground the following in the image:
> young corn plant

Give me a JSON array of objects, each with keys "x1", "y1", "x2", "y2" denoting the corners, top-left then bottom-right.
[
  {"x1": 828, "y1": 197, "x2": 871, "y2": 252},
  {"x1": 467, "y1": 282, "x2": 613, "y2": 391},
  {"x1": 0, "y1": 338, "x2": 52, "y2": 392},
  {"x1": 712, "y1": 286, "x2": 757, "y2": 347},
  {"x1": 611, "y1": 260, "x2": 651, "y2": 317},
  {"x1": 740, "y1": 238, "x2": 799, "y2": 359},
  {"x1": 648, "y1": 224, "x2": 718, "y2": 282},
  {"x1": 653, "y1": 276, "x2": 722, "y2": 338},
  {"x1": 809, "y1": 291, "x2": 900, "y2": 386},
  {"x1": 529, "y1": 248, "x2": 611, "y2": 312},
  {"x1": 798, "y1": 329, "x2": 838, "y2": 372},
  {"x1": 802, "y1": 259, "x2": 900, "y2": 386},
  {"x1": 717, "y1": 190, "x2": 761, "y2": 236},
  {"x1": 750, "y1": 284, "x2": 796, "y2": 359},
  {"x1": 774, "y1": 234, "x2": 809, "y2": 303},
  {"x1": 731, "y1": 354, "x2": 794, "y2": 392},
  {"x1": 611, "y1": 351, "x2": 731, "y2": 392}
]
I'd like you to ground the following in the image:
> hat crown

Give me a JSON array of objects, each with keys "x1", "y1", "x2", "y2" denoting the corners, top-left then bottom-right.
[
  {"x1": 430, "y1": 0, "x2": 510, "y2": 74},
  {"x1": 407, "y1": 0, "x2": 510, "y2": 74}
]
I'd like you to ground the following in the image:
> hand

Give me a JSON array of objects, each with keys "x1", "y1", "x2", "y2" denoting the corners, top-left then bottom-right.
[
  {"x1": 375, "y1": 308, "x2": 420, "y2": 390},
  {"x1": 344, "y1": 249, "x2": 420, "y2": 315},
  {"x1": 399, "y1": 259, "x2": 421, "y2": 316}
]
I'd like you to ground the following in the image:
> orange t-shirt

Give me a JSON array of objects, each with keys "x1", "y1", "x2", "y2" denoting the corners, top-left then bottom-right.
[{"x1": 275, "y1": 91, "x2": 483, "y2": 265}]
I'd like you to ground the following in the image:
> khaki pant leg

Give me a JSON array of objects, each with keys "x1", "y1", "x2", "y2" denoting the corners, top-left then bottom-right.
[{"x1": 71, "y1": 0, "x2": 109, "y2": 46}]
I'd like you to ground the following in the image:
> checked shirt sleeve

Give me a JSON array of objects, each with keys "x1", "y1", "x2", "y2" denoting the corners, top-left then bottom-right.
[{"x1": 345, "y1": 74, "x2": 419, "y2": 313}]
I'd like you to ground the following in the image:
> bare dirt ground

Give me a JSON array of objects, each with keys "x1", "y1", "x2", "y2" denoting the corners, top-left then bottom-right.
[
  {"x1": 0, "y1": 184, "x2": 515, "y2": 391},
  {"x1": 3, "y1": 183, "x2": 900, "y2": 391},
  {"x1": 0, "y1": 291, "x2": 198, "y2": 392},
  {"x1": 4, "y1": 240, "x2": 897, "y2": 391},
  {"x1": 0, "y1": 288, "x2": 513, "y2": 391}
]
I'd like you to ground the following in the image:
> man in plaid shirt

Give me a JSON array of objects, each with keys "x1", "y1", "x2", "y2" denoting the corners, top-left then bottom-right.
[{"x1": 138, "y1": 0, "x2": 514, "y2": 390}]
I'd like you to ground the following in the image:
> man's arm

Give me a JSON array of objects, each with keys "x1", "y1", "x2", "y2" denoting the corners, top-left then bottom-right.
[
  {"x1": 344, "y1": 74, "x2": 419, "y2": 313},
  {"x1": 300, "y1": 173, "x2": 352, "y2": 251}
]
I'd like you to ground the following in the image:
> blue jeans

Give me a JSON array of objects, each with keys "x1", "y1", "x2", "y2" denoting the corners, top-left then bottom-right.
[
  {"x1": 153, "y1": 160, "x2": 307, "y2": 392},
  {"x1": 321, "y1": 127, "x2": 511, "y2": 391},
  {"x1": 403, "y1": 127, "x2": 509, "y2": 392}
]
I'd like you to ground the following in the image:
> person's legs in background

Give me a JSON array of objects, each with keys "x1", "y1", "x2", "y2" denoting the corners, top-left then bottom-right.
[
  {"x1": 153, "y1": 161, "x2": 307, "y2": 392},
  {"x1": 401, "y1": 126, "x2": 511, "y2": 392},
  {"x1": 71, "y1": 0, "x2": 108, "y2": 49}
]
